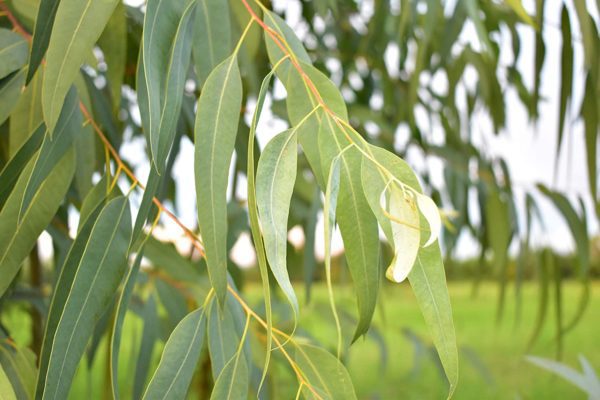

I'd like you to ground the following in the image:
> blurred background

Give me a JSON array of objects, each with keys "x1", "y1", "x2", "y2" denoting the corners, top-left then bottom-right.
[{"x1": 2, "y1": 0, "x2": 599, "y2": 398}]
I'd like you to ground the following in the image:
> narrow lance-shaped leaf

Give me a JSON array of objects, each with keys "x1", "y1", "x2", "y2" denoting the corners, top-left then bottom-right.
[
  {"x1": 256, "y1": 128, "x2": 299, "y2": 316},
  {"x1": 210, "y1": 354, "x2": 249, "y2": 400},
  {"x1": 97, "y1": 1, "x2": 127, "y2": 111},
  {"x1": 294, "y1": 344, "x2": 357, "y2": 400},
  {"x1": 142, "y1": 0, "x2": 196, "y2": 173},
  {"x1": 0, "y1": 124, "x2": 44, "y2": 207},
  {"x1": 33, "y1": 187, "x2": 107, "y2": 400},
  {"x1": 193, "y1": 0, "x2": 232, "y2": 86},
  {"x1": 142, "y1": 307, "x2": 207, "y2": 400},
  {"x1": 42, "y1": 0, "x2": 119, "y2": 133},
  {"x1": 37, "y1": 197, "x2": 132, "y2": 400},
  {"x1": 360, "y1": 146, "x2": 458, "y2": 398},
  {"x1": 9, "y1": 70, "x2": 44, "y2": 157},
  {"x1": 26, "y1": 0, "x2": 60, "y2": 83},
  {"x1": 555, "y1": 4, "x2": 573, "y2": 174},
  {"x1": 0, "y1": 149, "x2": 75, "y2": 297},
  {"x1": 319, "y1": 116, "x2": 379, "y2": 341},
  {"x1": 110, "y1": 245, "x2": 146, "y2": 400},
  {"x1": 194, "y1": 54, "x2": 242, "y2": 305},
  {"x1": 324, "y1": 155, "x2": 343, "y2": 355},
  {"x1": 207, "y1": 298, "x2": 242, "y2": 379},
  {"x1": 246, "y1": 69, "x2": 275, "y2": 393},
  {"x1": 19, "y1": 86, "x2": 80, "y2": 220},
  {"x1": 0, "y1": 29, "x2": 28, "y2": 80},
  {"x1": 133, "y1": 296, "x2": 158, "y2": 400}
]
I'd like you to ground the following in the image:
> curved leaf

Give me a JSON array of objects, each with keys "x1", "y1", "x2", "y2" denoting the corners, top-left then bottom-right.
[
  {"x1": 42, "y1": 0, "x2": 119, "y2": 133},
  {"x1": 9, "y1": 70, "x2": 43, "y2": 157},
  {"x1": 37, "y1": 197, "x2": 132, "y2": 400},
  {"x1": 26, "y1": 0, "x2": 60, "y2": 83},
  {"x1": 210, "y1": 355, "x2": 248, "y2": 400},
  {"x1": 294, "y1": 344, "x2": 357, "y2": 400},
  {"x1": 142, "y1": 307, "x2": 206, "y2": 400},
  {"x1": 142, "y1": 0, "x2": 196, "y2": 172},
  {"x1": 193, "y1": 0, "x2": 232, "y2": 86},
  {"x1": 0, "y1": 149, "x2": 74, "y2": 297},
  {"x1": 256, "y1": 129, "x2": 299, "y2": 315},
  {"x1": 0, "y1": 364, "x2": 17, "y2": 400},
  {"x1": 194, "y1": 54, "x2": 242, "y2": 305},
  {"x1": 19, "y1": 86, "x2": 80, "y2": 219}
]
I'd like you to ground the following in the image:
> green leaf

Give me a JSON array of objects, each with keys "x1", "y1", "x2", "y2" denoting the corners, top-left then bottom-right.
[
  {"x1": 504, "y1": 0, "x2": 536, "y2": 27},
  {"x1": 0, "y1": 149, "x2": 74, "y2": 297},
  {"x1": 210, "y1": 354, "x2": 248, "y2": 400},
  {"x1": 193, "y1": 0, "x2": 232, "y2": 86},
  {"x1": 0, "y1": 28, "x2": 28, "y2": 80},
  {"x1": 194, "y1": 54, "x2": 242, "y2": 305},
  {"x1": 294, "y1": 344, "x2": 357, "y2": 400},
  {"x1": 572, "y1": 0, "x2": 597, "y2": 70},
  {"x1": 19, "y1": 86, "x2": 80, "y2": 219},
  {"x1": 36, "y1": 197, "x2": 132, "y2": 400},
  {"x1": 26, "y1": 0, "x2": 60, "y2": 83},
  {"x1": 9, "y1": 70, "x2": 43, "y2": 157},
  {"x1": 359, "y1": 145, "x2": 458, "y2": 397},
  {"x1": 246, "y1": 69, "x2": 275, "y2": 393},
  {"x1": 42, "y1": 0, "x2": 119, "y2": 133},
  {"x1": 256, "y1": 128, "x2": 299, "y2": 315},
  {"x1": 0, "y1": 343, "x2": 37, "y2": 400},
  {"x1": 0, "y1": 363, "x2": 17, "y2": 400},
  {"x1": 207, "y1": 298, "x2": 241, "y2": 379},
  {"x1": 581, "y1": 74, "x2": 598, "y2": 205},
  {"x1": 0, "y1": 69, "x2": 26, "y2": 126},
  {"x1": 142, "y1": 307, "x2": 207, "y2": 400},
  {"x1": 319, "y1": 116, "x2": 379, "y2": 341},
  {"x1": 133, "y1": 296, "x2": 158, "y2": 400},
  {"x1": 98, "y1": 1, "x2": 127, "y2": 111},
  {"x1": 526, "y1": 355, "x2": 600, "y2": 396},
  {"x1": 110, "y1": 246, "x2": 146, "y2": 400},
  {"x1": 555, "y1": 4, "x2": 573, "y2": 174},
  {"x1": 35, "y1": 197, "x2": 109, "y2": 400},
  {"x1": 142, "y1": 0, "x2": 196, "y2": 172},
  {"x1": 0, "y1": 124, "x2": 44, "y2": 207}
]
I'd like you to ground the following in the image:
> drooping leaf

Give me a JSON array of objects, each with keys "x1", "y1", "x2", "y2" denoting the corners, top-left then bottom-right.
[
  {"x1": 555, "y1": 4, "x2": 573, "y2": 173},
  {"x1": 142, "y1": 307, "x2": 206, "y2": 400},
  {"x1": 0, "y1": 28, "x2": 28, "y2": 80},
  {"x1": 98, "y1": 1, "x2": 127, "y2": 111},
  {"x1": 359, "y1": 145, "x2": 458, "y2": 397},
  {"x1": 526, "y1": 355, "x2": 600, "y2": 397},
  {"x1": 36, "y1": 197, "x2": 132, "y2": 400},
  {"x1": 110, "y1": 246, "x2": 146, "y2": 400},
  {"x1": 207, "y1": 298, "x2": 242, "y2": 379},
  {"x1": 294, "y1": 344, "x2": 357, "y2": 400},
  {"x1": 416, "y1": 193, "x2": 442, "y2": 247},
  {"x1": 210, "y1": 354, "x2": 249, "y2": 400},
  {"x1": 194, "y1": 54, "x2": 242, "y2": 305},
  {"x1": 42, "y1": 0, "x2": 119, "y2": 133},
  {"x1": 319, "y1": 116, "x2": 379, "y2": 341},
  {"x1": 0, "y1": 149, "x2": 74, "y2": 297},
  {"x1": 26, "y1": 0, "x2": 60, "y2": 83},
  {"x1": 9, "y1": 70, "x2": 43, "y2": 157},
  {"x1": 193, "y1": 0, "x2": 232, "y2": 86},
  {"x1": 19, "y1": 86, "x2": 80, "y2": 219},
  {"x1": 133, "y1": 295, "x2": 158, "y2": 400},
  {"x1": 504, "y1": 0, "x2": 536, "y2": 27},
  {"x1": 142, "y1": 0, "x2": 196, "y2": 172},
  {"x1": 256, "y1": 129, "x2": 299, "y2": 315},
  {"x1": 0, "y1": 124, "x2": 44, "y2": 207}
]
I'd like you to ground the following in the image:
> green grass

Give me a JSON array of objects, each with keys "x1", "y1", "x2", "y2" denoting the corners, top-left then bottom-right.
[
  {"x1": 2, "y1": 281, "x2": 598, "y2": 399},
  {"x1": 299, "y1": 281, "x2": 599, "y2": 399}
]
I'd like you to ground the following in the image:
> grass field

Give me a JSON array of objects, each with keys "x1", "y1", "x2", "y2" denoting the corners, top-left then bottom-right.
[{"x1": 3, "y1": 281, "x2": 598, "y2": 399}]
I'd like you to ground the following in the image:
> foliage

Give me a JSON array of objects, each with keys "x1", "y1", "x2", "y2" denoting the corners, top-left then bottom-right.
[{"x1": 0, "y1": 0, "x2": 597, "y2": 398}]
